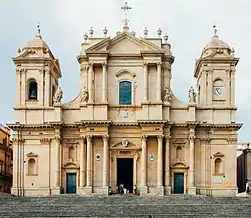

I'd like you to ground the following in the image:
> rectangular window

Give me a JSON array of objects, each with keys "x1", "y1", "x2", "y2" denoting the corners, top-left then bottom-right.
[{"x1": 119, "y1": 81, "x2": 132, "y2": 105}]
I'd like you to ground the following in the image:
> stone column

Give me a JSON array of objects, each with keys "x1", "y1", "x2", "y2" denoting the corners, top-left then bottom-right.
[
  {"x1": 156, "y1": 135, "x2": 164, "y2": 196},
  {"x1": 157, "y1": 135, "x2": 163, "y2": 186},
  {"x1": 140, "y1": 135, "x2": 147, "y2": 195},
  {"x1": 157, "y1": 62, "x2": 162, "y2": 101},
  {"x1": 79, "y1": 136, "x2": 85, "y2": 187},
  {"x1": 54, "y1": 136, "x2": 61, "y2": 188},
  {"x1": 165, "y1": 135, "x2": 171, "y2": 194},
  {"x1": 88, "y1": 63, "x2": 94, "y2": 103},
  {"x1": 102, "y1": 63, "x2": 107, "y2": 103},
  {"x1": 86, "y1": 135, "x2": 92, "y2": 187},
  {"x1": 188, "y1": 128, "x2": 196, "y2": 195},
  {"x1": 143, "y1": 63, "x2": 148, "y2": 102},
  {"x1": 44, "y1": 69, "x2": 50, "y2": 106},
  {"x1": 102, "y1": 135, "x2": 109, "y2": 187}
]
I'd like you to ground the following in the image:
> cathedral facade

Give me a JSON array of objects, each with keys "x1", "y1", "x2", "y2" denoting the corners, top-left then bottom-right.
[{"x1": 8, "y1": 23, "x2": 241, "y2": 197}]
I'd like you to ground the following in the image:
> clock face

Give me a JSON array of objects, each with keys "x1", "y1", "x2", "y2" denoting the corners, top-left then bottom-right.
[{"x1": 215, "y1": 88, "x2": 222, "y2": 96}]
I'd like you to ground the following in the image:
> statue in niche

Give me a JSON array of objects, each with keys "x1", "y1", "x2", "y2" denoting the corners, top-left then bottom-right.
[
  {"x1": 188, "y1": 86, "x2": 196, "y2": 103},
  {"x1": 176, "y1": 146, "x2": 183, "y2": 161},
  {"x1": 80, "y1": 87, "x2": 88, "y2": 103},
  {"x1": 68, "y1": 146, "x2": 74, "y2": 161},
  {"x1": 164, "y1": 87, "x2": 172, "y2": 104},
  {"x1": 53, "y1": 87, "x2": 63, "y2": 104}
]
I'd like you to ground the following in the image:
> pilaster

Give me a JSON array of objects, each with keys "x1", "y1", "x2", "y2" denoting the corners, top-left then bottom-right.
[
  {"x1": 140, "y1": 135, "x2": 148, "y2": 196},
  {"x1": 156, "y1": 62, "x2": 162, "y2": 102},
  {"x1": 143, "y1": 62, "x2": 148, "y2": 103},
  {"x1": 88, "y1": 63, "x2": 94, "y2": 104},
  {"x1": 102, "y1": 63, "x2": 108, "y2": 103},
  {"x1": 164, "y1": 134, "x2": 171, "y2": 195},
  {"x1": 188, "y1": 127, "x2": 196, "y2": 195}
]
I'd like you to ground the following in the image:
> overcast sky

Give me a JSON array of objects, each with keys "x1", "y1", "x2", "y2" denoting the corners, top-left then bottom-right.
[{"x1": 0, "y1": 0, "x2": 250, "y2": 141}]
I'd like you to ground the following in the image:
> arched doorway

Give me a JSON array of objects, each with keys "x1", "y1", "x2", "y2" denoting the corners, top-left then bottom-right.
[{"x1": 171, "y1": 162, "x2": 189, "y2": 194}]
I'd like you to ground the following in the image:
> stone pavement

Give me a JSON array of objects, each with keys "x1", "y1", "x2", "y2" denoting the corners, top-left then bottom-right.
[{"x1": 0, "y1": 194, "x2": 251, "y2": 217}]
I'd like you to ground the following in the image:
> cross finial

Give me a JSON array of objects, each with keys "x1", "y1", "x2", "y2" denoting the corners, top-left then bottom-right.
[{"x1": 121, "y1": 2, "x2": 132, "y2": 30}]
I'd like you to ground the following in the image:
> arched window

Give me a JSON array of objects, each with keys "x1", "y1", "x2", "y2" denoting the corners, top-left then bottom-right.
[
  {"x1": 28, "y1": 79, "x2": 38, "y2": 100},
  {"x1": 28, "y1": 158, "x2": 36, "y2": 175},
  {"x1": 119, "y1": 81, "x2": 132, "y2": 105},
  {"x1": 215, "y1": 158, "x2": 222, "y2": 174},
  {"x1": 52, "y1": 85, "x2": 55, "y2": 104},
  {"x1": 176, "y1": 146, "x2": 182, "y2": 161},
  {"x1": 213, "y1": 79, "x2": 224, "y2": 98}
]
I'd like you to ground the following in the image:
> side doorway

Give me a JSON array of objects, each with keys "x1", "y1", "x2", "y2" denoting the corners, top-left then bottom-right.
[
  {"x1": 174, "y1": 173, "x2": 184, "y2": 194},
  {"x1": 66, "y1": 173, "x2": 76, "y2": 194}
]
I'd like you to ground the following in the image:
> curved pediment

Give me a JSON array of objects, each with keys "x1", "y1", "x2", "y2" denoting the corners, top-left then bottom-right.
[
  {"x1": 111, "y1": 139, "x2": 140, "y2": 150},
  {"x1": 63, "y1": 162, "x2": 80, "y2": 169},
  {"x1": 171, "y1": 162, "x2": 189, "y2": 169},
  {"x1": 115, "y1": 69, "x2": 136, "y2": 78}
]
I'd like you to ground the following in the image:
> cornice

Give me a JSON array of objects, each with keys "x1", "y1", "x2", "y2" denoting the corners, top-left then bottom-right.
[
  {"x1": 112, "y1": 122, "x2": 139, "y2": 127},
  {"x1": 138, "y1": 120, "x2": 167, "y2": 125},
  {"x1": 197, "y1": 123, "x2": 242, "y2": 130}
]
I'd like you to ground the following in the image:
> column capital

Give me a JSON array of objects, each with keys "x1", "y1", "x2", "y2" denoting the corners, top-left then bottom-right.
[
  {"x1": 102, "y1": 62, "x2": 107, "y2": 67},
  {"x1": 165, "y1": 135, "x2": 171, "y2": 140},
  {"x1": 86, "y1": 135, "x2": 92, "y2": 142},
  {"x1": 189, "y1": 134, "x2": 196, "y2": 140},
  {"x1": 102, "y1": 135, "x2": 109, "y2": 142},
  {"x1": 157, "y1": 62, "x2": 162, "y2": 67},
  {"x1": 157, "y1": 135, "x2": 164, "y2": 142},
  {"x1": 141, "y1": 135, "x2": 147, "y2": 142},
  {"x1": 79, "y1": 136, "x2": 86, "y2": 141},
  {"x1": 143, "y1": 62, "x2": 148, "y2": 67},
  {"x1": 88, "y1": 63, "x2": 94, "y2": 68},
  {"x1": 40, "y1": 138, "x2": 51, "y2": 144},
  {"x1": 55, "y1": 136, "x2": 61, "y2": 141},
  {"x1": 80, "y1": 65, "x2": 89, "y2": 72}
]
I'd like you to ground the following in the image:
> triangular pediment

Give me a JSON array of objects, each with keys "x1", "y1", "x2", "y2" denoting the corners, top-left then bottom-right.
[
  {"x1": 111, "y1": 139, "x2": 140, "y2": 150},
  {"x1": 85, "y1": 32, "x2": 164, "y2": 54}
]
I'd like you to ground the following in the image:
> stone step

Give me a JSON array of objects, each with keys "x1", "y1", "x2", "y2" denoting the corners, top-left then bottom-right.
[{"x1": 0, "y1": 195, "x2": 251, "y2": 217}]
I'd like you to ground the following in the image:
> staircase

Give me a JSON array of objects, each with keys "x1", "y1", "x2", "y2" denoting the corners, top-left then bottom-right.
[{"x1": 0, "y1": 195, "x2": 251, "y2": 217}]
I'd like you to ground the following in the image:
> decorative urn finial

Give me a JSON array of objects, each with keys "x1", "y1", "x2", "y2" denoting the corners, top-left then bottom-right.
[
  {"x1": 157, "y1": 28, "x2": 162, "y2": 38},
  {"x1": 83, "y1": 33, "x2": 88, "y2": 42},
  {"x1": 89, "y1": 27, "x2": 94, "y2": 37},
  {"x1": 143, "y1": 27, "x2": 148, "y2": 38},
  {"x1": 103, "y1": 27, "x2": 108, "y2": 37},
  {"x1": 163, "y1": 33, "x2": 168, "y2": 43}
]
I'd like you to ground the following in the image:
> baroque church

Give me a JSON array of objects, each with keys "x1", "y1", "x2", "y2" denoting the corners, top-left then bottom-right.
[{"x1": 8, "y1": 8, "x2": 241, "y2": 196}]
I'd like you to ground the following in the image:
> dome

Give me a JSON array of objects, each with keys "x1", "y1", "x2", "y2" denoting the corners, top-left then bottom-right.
[
  {"x1": 24, "y1": 34, "x2": 50, "y2": 50},
  {"x1": 201, "y1": 27, "x2": 232, "y2": 58},
  {"x1": 203, "y1": 35, "x2": 231, "y2": 51}
]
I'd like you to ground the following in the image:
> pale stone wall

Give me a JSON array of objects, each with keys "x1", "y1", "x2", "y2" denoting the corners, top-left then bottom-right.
[{"x1": 9, "y1": 26, "x2": 241, "y2": 197}]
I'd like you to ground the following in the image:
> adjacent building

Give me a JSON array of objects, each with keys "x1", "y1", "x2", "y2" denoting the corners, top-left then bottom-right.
[
  {"x1": 7, "y1": 21, "x2": 241, "y2": 197},
  {"x1": 237, "y1": 143, "x2": 251, "y2": 193},
  {"x1": 0, "y1": 124, "x2": 13, "y2": 193}
]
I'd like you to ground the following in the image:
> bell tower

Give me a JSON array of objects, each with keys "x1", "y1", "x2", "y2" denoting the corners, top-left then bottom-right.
[
  {"x1": 194, "y1": 27, "x2": 239, "y2": 123},
  {"x1": 13, "y1": 25, "x2": 62, "y2": 123}
]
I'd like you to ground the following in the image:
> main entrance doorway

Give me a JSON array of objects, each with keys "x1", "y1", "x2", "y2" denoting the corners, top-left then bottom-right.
[
  {"x1": 117, "y1": 158, "x2": 133, "y2": 193},
  {"x1": 174, "y1": 173, "x2": 184, "y2": 194},
  {"x1": 66, "y1": 173, "x2": 76, "y2": 194}
]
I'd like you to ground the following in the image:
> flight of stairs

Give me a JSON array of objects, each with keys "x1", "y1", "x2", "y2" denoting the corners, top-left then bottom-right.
[{"x1": 0, "y1": 194, "x2": 251, "y2": 217}]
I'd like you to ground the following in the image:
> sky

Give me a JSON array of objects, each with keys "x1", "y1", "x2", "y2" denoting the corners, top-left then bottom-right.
[{"x1": 0, "y1": 0, "x2": 251, "y2": 141}]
